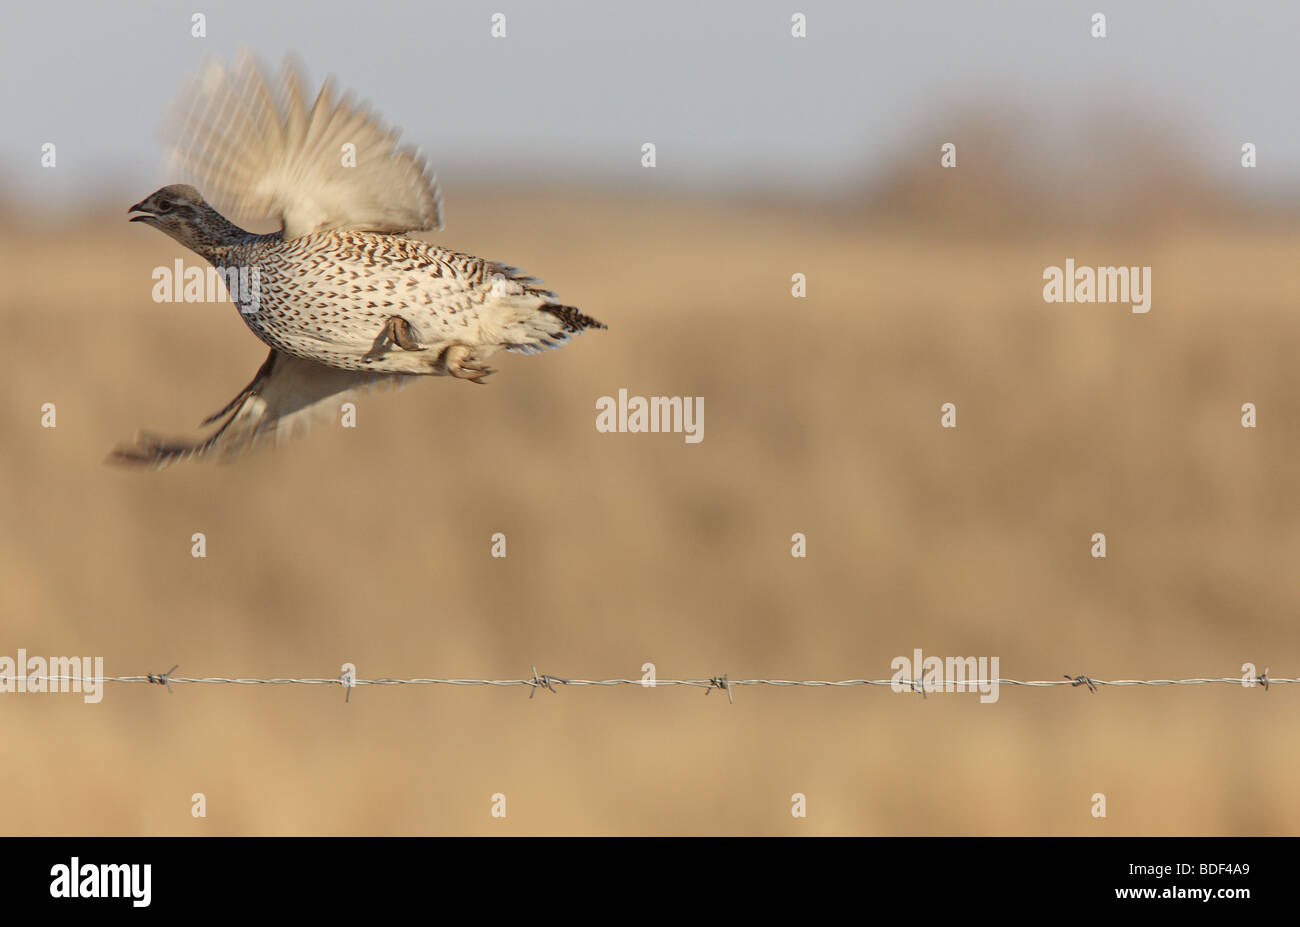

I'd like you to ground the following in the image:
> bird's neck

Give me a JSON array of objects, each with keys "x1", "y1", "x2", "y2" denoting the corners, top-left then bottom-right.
[{"x1": 199, "y1": 226, "x2": 280, "y2": 265}]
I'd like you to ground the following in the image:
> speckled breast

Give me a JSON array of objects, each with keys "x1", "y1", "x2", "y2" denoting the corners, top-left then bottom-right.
[{"x1": 219, "y1": 232, "x2": 496, "y2": 373}]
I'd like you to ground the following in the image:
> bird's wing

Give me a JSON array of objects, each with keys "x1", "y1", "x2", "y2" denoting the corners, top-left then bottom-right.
[
  {"x1": 161, "y1": 51, "x2": 442, "y2": 240},
  {"x1": 109, "y1": 350, "x2": 408, "y2": 468}
]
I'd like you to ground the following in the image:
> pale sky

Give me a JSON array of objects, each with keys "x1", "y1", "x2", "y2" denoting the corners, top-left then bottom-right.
[{"x1": 4, "y1": 0, "x2": 1299, "y2": 208}]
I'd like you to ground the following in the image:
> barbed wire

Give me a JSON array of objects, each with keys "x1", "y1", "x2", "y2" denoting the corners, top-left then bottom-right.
[{"x1": 1, "y1": 665, "x2": 1288, "y2": 703}]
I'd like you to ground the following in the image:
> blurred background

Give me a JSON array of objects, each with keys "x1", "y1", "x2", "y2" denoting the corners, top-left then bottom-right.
[{"x1": 1, "y1": 0, "x2": 1298, "y2": 835}]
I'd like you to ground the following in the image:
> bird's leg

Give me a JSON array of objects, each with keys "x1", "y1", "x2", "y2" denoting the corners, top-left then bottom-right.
[
  {"x1": 389, "y1": 316, "x2": 424, "y2": 351},
  {"x1": 364, "y1": 315, "x2": 425, "y2": 361},
  {"x1": 443, "y1": 345, "x2": 493, "y2": 384}
]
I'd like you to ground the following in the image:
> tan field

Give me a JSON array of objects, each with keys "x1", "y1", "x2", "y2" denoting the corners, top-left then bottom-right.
[{"x1": 2, "y1": 161, "x2": 1298, "y2": 834}]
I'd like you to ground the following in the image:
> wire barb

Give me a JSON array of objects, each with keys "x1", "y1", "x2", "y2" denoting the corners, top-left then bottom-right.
[
  {"x1": 1065, "y1": 674, "x2": 1097, "y2": 693},
  {"x1": 528, "y1": 665, "x2": 566, "y2": 699},
  {"x1": 706, "y1": 674, "x2": 733, "y2": 703},
  {"x1": 146, "y1": 664, "x2": 179, "y2": 693}
]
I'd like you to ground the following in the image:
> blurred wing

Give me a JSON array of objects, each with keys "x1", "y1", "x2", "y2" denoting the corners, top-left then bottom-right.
[
  {"x1": 162, "y1": 51, "x2": 442, "y2": 240},
  {"x1": 110, "y1": 350, "x2": 408, "y2": 468}
]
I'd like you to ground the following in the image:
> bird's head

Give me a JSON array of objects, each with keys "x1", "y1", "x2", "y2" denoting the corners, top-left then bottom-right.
[{"x1": 128, "y1": 184, "x2": 241, "y2": 255}]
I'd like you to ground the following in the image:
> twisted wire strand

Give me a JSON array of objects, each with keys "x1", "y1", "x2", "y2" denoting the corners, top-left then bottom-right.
[{"x1": 4, "y1": 668, "x2": 1289, "y2": 697}]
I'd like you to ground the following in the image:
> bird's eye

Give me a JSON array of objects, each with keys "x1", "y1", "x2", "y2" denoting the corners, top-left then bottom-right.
[{"x1": 156, "y1": 199, "x2": 174, "y2": 213}]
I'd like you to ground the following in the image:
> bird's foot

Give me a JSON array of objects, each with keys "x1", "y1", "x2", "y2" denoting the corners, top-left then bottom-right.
[
  {"x1": 364, "y1": 316, "x2": 425, "y2": 361},
  {"x1": 443, "y1": 345, "x2": 494, "y2": 384}
]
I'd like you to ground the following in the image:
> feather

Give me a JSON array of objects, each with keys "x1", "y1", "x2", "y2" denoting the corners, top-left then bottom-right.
[
  {"x1": 161, "y1": 52, "x2": 442, "y2": 240},
  {"x1": 110, "y1": 350, "x2": 408, "y2": 467}
]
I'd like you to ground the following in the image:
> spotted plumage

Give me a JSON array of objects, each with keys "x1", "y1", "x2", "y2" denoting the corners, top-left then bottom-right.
[
  {"x1": 195, "y1": 223, "x2": 601, "y2": 375},
  {"x1": 113, "y1": 53, "x2": 604, "y2": 467}
]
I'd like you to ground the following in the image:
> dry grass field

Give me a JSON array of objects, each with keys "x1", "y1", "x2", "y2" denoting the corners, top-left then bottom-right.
[{"x1": 1, "y1": 163, "x2": 1298, "y2": 834}]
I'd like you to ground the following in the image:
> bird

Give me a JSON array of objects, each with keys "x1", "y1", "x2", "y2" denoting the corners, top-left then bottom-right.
[{"x1": 113, "y1": 52, "x2": 604, "y2": 467}]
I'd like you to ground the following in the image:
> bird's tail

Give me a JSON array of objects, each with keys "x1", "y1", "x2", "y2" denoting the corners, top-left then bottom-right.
[{"x1": 542, "y1": 303, "x2": 606, "y2": 333}]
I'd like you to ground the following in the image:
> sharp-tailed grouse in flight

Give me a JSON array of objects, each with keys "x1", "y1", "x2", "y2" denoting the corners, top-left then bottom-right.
[{"x1": 115, "y1": 53, "x2": 604, "y2": 466}]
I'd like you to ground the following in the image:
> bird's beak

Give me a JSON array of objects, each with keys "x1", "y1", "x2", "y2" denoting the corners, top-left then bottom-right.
[{"x1": 128, "y1": 200, "x2": 154, "y2": 223}]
